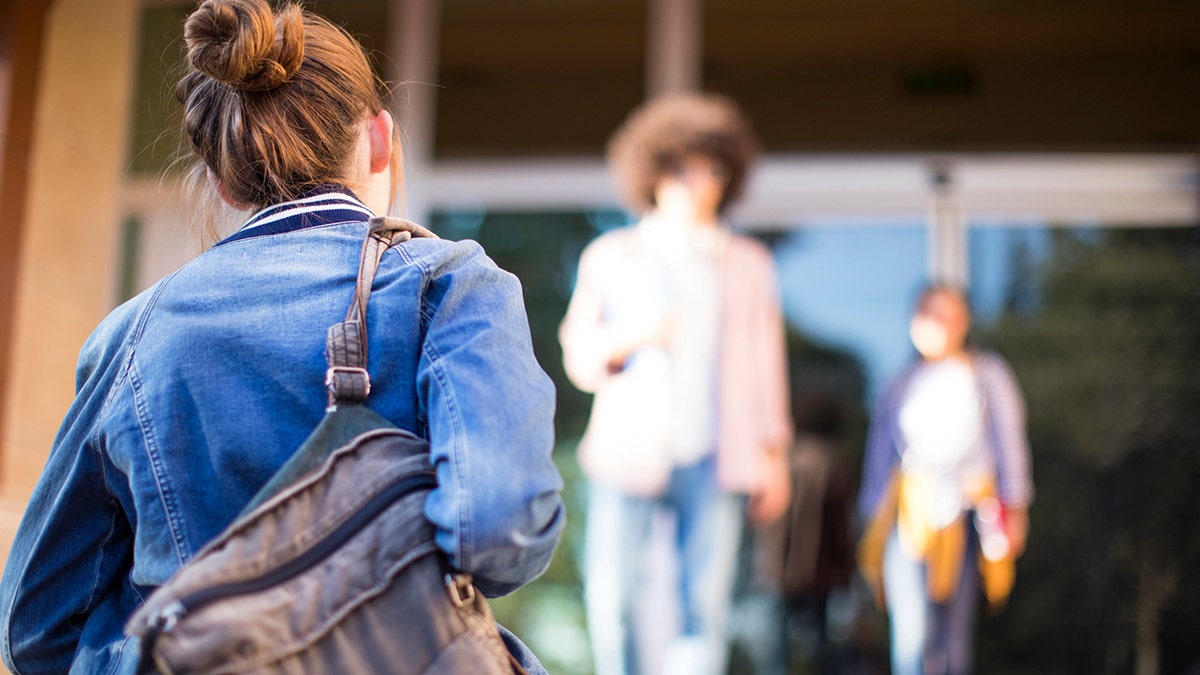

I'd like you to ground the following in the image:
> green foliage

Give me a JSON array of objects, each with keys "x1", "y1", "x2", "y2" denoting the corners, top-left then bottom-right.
[{"x1": 975, "y1": 227, "x2": 1200, "y2": 674}]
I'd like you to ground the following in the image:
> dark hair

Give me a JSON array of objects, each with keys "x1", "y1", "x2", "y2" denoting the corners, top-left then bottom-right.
[
  {"x1": 793, "y1": 394, "x2": 844, "y2": 439},
  {"x1": 913, "y1": 281, "x2": 977, "y2": 354},
  {"x1": 914, "y1": 282, "x2": 973, "y2": 318},
  {"x1": 606, "y1": 93, "x2": 759, "y2": 215},
  {"x1": 176, "y1": 0, "x2": 397, "y2": 216}
]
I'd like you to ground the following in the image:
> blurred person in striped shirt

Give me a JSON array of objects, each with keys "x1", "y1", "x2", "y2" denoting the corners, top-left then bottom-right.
[{"x1": 856, "y1": 283, "x2": 1033, "y2": 675}]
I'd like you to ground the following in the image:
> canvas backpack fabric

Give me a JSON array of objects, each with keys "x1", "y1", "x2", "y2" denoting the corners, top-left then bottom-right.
[{"x1": 125, "y1": 217, "x2": 523, "y2": 675}]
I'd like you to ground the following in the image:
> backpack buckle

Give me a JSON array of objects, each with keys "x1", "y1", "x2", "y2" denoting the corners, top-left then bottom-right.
[
  {"x1": 444, "y1": 573, "x2": 476, "y2": 608},
  {"x1": 325, "y1": 366, "x2": 371, "y2": 404}
]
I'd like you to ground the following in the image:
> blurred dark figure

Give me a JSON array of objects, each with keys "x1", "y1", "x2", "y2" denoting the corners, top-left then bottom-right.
[
  {"x1": 856, "y1": 284, "x2": 1033, "y2": 675},
  {"x1": 731, "y1": 395, "x2": 857, "y2": 675},
  {"x1": 764, "y1": 397, "x2": 857, "y2": 671}
]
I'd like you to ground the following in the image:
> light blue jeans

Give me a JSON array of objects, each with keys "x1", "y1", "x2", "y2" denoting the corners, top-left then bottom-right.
[
  {"x1": 882, "y1": 523, "x2": 980, "y2": 675},
  {"x1": 584, "y1": 455, "x2": 745, "y2": 675}
]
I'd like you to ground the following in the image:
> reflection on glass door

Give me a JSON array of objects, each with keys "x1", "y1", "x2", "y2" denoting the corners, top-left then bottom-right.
[
  {"x1": 966, "y1": 223, "x2": 1199, "y2": 674},
  {"x1": 767, "y1": 221, "x2": 927, "y2": 400}
]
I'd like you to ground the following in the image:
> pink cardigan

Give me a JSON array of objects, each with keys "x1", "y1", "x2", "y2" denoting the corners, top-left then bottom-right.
[{"x1": 559, "y1": 224, "x2": 793, "y2": 495}]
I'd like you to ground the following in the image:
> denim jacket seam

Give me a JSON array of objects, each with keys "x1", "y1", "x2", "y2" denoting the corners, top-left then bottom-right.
[
  {"x1": 128, "y1": 362, "x2": 190, "y2": 565},
  {"x1": 95, "y1": 271, "x2": 181, "y2": 417},
  {"x1": 1, "y1": 567, "x2": 15, "y2": 673},
  {"x1": 410, "y1": 247, "x2": 468, "y2": 561},
  {"x1": 421, "y1": 337, "x2": 473, "y2": 568},
  {"x1": 1, "y1": 285, "x2": 159, "y2": 675},
  {"x1": 101, "y1": 635, "x2": 135, "y2": 675},
  {"x1": 80, "y1": 436, "x2": 123, "y2": 625},
  {"x1": 104, "y1": 266, "x2": 186, "y2": 566},
  {"x1": 393, "y1": 240, "x2": 435, "y2": 278}
]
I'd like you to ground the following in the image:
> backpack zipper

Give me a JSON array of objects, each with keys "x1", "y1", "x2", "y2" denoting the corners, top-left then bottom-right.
[{"x1": 148, "y1": 470, "x2": 438, "y2": 633}]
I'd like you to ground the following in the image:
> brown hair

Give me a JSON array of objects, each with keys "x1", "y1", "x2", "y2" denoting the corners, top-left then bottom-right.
[
  {"x1": 606, "y1": 93, "x2": 759, "y2": 215},
  {"x1": 177, "y1": 0, "x2": 397, "y2": 225},
  {"x1": 915, "y1": 282, "x2": 973, "y2": 318}
]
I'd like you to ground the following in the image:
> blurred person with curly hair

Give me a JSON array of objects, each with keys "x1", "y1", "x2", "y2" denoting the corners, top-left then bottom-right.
[{"x1": 560, "y1": 93, "x2": 793, "y2": 675}]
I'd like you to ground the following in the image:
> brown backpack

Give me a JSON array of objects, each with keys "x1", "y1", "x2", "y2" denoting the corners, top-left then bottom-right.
[{"x1": 126, "y1": 218, "x2": 523, "y2": 675}]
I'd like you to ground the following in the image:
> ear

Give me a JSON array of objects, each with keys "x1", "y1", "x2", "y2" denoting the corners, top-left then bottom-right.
[
  {"x1": 366, "y1": 109, "x2": 394, "y2": 175},
  {"x1": 207, "y1": 168, "x2": 247, "y2": 210}
]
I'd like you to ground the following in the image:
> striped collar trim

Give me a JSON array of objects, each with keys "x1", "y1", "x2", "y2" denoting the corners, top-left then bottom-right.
[{"x1": 215, "y1": 185, "x2": 375, "y2": 246}]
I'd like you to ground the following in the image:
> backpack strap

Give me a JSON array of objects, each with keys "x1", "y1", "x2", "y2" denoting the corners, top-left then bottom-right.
[{"x1": 325, "y1": 216, "x2": 438, "y2": 408}]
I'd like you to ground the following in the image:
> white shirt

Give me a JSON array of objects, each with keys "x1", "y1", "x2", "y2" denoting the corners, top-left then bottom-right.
[
  {"x1": 639, "y1": 216, "x2": 723, "y2": 465},
  {"x1": 898, "y1": 358, "x2": 992, "y2": 526}
]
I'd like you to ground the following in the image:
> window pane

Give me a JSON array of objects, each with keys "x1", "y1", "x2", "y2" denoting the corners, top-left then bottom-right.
[
  {"x1": 967, "y1": 223, "x2": 1200, "y2": 674},
  {"x1": 769, "y1": 223, "x2": 928, "y2": 400}
]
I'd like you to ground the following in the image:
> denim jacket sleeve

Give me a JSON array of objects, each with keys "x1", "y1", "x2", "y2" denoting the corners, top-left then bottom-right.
[
  {"x1": 413, "y1": 240, "x2": 566, "y2": 597},
  {"x1": 0, "y1": 299, "x2": 145, "y2": 675}
]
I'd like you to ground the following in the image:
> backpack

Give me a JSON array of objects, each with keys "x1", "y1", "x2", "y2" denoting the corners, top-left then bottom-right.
[{"x1": 125, "y1": 217, "x2": 524, "y2": 675}]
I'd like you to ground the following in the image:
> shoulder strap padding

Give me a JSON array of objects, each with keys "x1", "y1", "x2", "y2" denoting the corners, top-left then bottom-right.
[{"x1": 325, "y1": 217, "x2": 439, "y2": 406}]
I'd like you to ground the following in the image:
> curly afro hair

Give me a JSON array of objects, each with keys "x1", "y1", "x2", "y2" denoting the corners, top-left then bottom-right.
[{"x1": 607, "y1": 92, "x2": 760, "y2": 216}]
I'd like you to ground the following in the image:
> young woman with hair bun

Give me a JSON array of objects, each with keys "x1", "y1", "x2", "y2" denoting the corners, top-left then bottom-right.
[{"x1": 0, "y1": 1, "x2": 564, "y2": 672}]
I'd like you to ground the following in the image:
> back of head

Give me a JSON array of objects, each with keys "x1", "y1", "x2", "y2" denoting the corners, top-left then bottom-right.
[
  {"x1": 177, "y1": 0, "x2": 387, "y2": 212},
  {"x1": 607, "y1": 93, "x2": 759, "y2": 216},
  {"x1": 914, "y1": 282, "x2": 972, "y2": 321}
]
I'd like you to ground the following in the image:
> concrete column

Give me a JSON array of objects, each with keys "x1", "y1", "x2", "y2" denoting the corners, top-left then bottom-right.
[
  {"x1": 388, "y1": 0, "x2": 441, "y2": 225},
  {"x1": 646, "y1": 0, "x2": 702, "y2": 97},
  {"x1": 0, "y1": 0, "x2": 51, "y2": 492},
  {"x1": 926, "y1": 161, "x2": 969, "y2": 287},
  {"x1": 0, "y1": 0, "x2": 138, "y2": 507}
]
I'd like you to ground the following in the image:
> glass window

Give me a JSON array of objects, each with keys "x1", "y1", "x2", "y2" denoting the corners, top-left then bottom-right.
[
  {"x1": 768, "y1": 222, "x2": 927, "y2": 401},
  {"x1": 968, "y1": 223, "x2": 1053, "y2": 325},
  {"x1": 967, "y1": 223, "x2": 1200, "y2": 674},
  {"x1": 128, "y1": 5, "x2": 190, "y2": 176}
]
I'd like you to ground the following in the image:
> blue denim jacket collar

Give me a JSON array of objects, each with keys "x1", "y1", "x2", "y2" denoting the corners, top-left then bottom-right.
[{"x1": 217, "y1": 184, "x2": 374, "y2": 247}]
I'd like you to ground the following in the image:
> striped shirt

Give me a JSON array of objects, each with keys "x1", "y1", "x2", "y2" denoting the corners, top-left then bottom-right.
[{"x1": 856, "y1": 350, "x2": 1034, "y2": 522}]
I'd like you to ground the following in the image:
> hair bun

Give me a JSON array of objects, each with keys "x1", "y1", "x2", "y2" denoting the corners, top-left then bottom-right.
[{"x1": 184, "y1": 0, "x2": 304, "y2": 92}]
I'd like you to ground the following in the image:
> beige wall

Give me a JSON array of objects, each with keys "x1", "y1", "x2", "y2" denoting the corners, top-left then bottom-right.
[{"x1": 0, "y1": 0, "x2": 138, "y2": 566}]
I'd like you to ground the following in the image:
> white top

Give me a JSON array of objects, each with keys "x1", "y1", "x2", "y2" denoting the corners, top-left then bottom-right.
[
  {"x1": 638, "y1": 215, "x2": 722, "y2": 465},
  {"x1": 898, "y1": 358, "x2": 992, "y2": 527}
]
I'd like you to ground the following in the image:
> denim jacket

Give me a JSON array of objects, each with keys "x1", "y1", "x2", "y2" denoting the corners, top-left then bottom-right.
[{"x1": 0, "y1": 187, "x2": 565, "y2": 674}]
